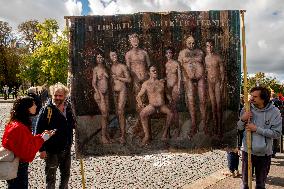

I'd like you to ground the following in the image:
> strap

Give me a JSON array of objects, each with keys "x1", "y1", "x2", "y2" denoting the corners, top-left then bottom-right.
[{"x1": 47, "y1": 107, "x2": 52, "y2": 125}]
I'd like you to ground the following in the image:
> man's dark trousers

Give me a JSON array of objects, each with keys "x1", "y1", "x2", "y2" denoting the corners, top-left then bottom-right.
[
  {"x1": 45, "y1": 146, "x2": 71, "y2": 189},
  {"x1": 242, "y1": 151, "x2": 271, "y2": 189}
]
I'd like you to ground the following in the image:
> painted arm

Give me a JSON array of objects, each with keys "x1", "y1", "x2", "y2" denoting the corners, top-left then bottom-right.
[
  {"x1": 125, "y1": 51, "x2": 131, "y2": 70},
  {"x1": 92, "y1": 68, "x2": 98, "y2": 93},
  {"x1": 114, "y1": 65, "x2": 131, "y2": 83},
  {"x1": 144, "y1": 51, "x2": 151, "y2": 67},
  {"x1": 136, "y1": 83, "x2": 147, "y2": 108},
  {"x1": 219, "y1": 56, "x2": 225, "y2": 85},
  {"x1": 177, "y1": 62, "x2": 182, "y2": 93}
]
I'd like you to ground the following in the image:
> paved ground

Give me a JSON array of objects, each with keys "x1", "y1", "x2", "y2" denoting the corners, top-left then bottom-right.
[{"x1": 0, "y1": 100, "x2": 283, "y2": 188}]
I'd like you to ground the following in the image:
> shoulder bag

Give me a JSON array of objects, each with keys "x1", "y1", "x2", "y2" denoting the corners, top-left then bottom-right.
[{"x1": 0, "y1": 146, "x2": 19, "y2": 180}]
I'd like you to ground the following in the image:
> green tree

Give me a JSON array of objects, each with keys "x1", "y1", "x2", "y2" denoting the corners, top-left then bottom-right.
[
  {"x1": 0, "y1": 21, "x2": 14, "y2": 47},
  {"x1": 18, "y1": 19, "x2": 68, "y2": 85},
  {"x1": 33, "y1": 19, "x2": 68, "y2": 85},
  {"x1": 0, "y1": 21, "x2": 21, "y2": 86},
  {"x1": 241, "y1": 72, "x2": 284, "y2": 95},
  {"x1": 18, "y1": 20, "x2": 39, "y2": 53}
]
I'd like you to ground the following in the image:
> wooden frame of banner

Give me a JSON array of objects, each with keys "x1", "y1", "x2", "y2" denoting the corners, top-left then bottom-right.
[
  {"x1": 240, "y1": 10, "x2": 252, "y2": 189},
  {"x1": 64, "y1": 17, "x2": 86, "y2": 189}
]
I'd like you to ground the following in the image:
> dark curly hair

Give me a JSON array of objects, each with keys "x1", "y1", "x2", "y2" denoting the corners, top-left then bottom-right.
[
  {"x1": 250, "y1": 86, "x2": 271, "y2": 106},
  {"x1": 9, "y1": 96, "x2": 35, "y2": 128}
]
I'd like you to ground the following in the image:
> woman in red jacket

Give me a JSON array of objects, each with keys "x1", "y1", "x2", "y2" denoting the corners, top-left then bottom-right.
[{"x1": 2, "y1": 96, "x2": 54, "y2": 189}]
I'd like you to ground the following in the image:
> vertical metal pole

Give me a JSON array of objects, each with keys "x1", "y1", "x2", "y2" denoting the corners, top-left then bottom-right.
[{"x1": 241, "y1": 10, "x2": 252, "y2": 189}]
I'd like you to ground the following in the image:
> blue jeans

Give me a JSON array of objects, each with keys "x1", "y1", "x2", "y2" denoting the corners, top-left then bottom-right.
[
  {"x1": 242, "y1": 151, "x2": 271, "y2": 189},
  {"x1": 7, "y1": 162, "x2": 29, "y2": 189},
  {"x1": 227, "y1": 151, "x2": 239, "y2": 172}
]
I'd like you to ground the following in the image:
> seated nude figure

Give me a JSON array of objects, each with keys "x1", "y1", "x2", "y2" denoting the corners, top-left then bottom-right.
[
  {"x1": 92, "y1": 51, "x2": 110, "y2": 144},
  {"x1": 205, "y1": 40, "x2": 225, "y2": 136},
  {"x1": 136, "y1": 65, "x2": 173, "y2": 145},
  {"x1": 164, "y1": 47, "x2": 181, "y2": 138},
  {"x1": 178, "y1": 35, "x2": 207, "y2": 137},
  {"x1": 110, "y1": 51, "x2": 131, "y2": 144}
]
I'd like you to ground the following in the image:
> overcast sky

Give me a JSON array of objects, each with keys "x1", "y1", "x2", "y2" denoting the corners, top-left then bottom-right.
[{"x1": 0, "y1": 0, "x2": 283, "y2": 82}]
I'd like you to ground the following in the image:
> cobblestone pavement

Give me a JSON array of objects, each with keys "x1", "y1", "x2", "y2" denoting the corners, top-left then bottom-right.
[{"x1": 0, "y1": 102, "x2": 227, "y2": 188}]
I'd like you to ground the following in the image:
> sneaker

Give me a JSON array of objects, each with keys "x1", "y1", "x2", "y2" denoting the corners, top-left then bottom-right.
[{"x1": 233, "y1": 170, "x2": 240, "y2": 177}]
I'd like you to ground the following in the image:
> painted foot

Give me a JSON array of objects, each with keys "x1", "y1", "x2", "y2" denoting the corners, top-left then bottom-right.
[
  {"x1": 203, "y1": 126, "x2": 211, "y2": 136},
  {"x1": 101, "y1": 136, "x2": 111, "y2": 144},
  {"x1": 119, "y1": 137, "x2": 126, "y2": 145},
  {"x1": 142, "y1": 137, "x2": 150, "y2": 146},
  {"x1": 187, "y1": 127, "x2": 197, "y2": 139},
  {"x1": 161, "y1": 130, "x2": 170, "y2": 141}
]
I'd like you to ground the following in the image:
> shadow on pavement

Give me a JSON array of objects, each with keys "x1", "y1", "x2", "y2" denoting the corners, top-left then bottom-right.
[{"x1": 266, "y1": 176, "x2": 284, "y2": 187}]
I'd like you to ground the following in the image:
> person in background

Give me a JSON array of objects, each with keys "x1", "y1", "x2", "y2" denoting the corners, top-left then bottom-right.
[
  {"x1": 36, "y1": 82, "x2": 76, "y2": 189},
  {"x1": 27, "y1": 87, "x2": 42, "y2": 134},
  {"x1": 3, "y1": 85, "x2": 9, "y2": 100},
  {"x1": 1, "y1": 96, "x2": 54, "y2": 189},
  {"x1": 271, "y1": 93, "x2": 283, "y2": 157},
  {"x1": 223, "y1": 95, "x2": 244, "y2": 177},
  {"x1": 11, "y1": 86, "x2": 18, "y2": 99},
  {"x1": 237, "y1": 86, "x2": 282, "y2": 189},
  {"x1": 40, "y1": 84, "x2": 49, "y2": 105}
]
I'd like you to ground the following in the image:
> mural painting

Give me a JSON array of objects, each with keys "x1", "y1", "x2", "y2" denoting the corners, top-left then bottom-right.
[{"x1": 66, "y1": 11, "x2": 241, "y2": 156}]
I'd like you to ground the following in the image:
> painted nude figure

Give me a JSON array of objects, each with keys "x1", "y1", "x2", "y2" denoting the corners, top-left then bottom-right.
[
  {"x1": 125, "y1": 33, "x2": 151, "y2": 137},
  {"x1": 137, "y1": 65, "x2": 173, "y2": 145},
  {"x1": 110, "y1": 51, "x2": 131, "y2": 144},
  {"x1": 178, "y1": 35, "x2": 207, "y2": 137},
  {"x1": 125, "y1": 33, "x2": 151, "y2": 95},
  {"x1": 92, "y1": 51, "x2": 110, "y2": 144},
  {"x1": 205, "y1": 40, "x2": 225, "y2": 136},
  {"x1": 164, "y1": 47, "x2": 181, "y2": 137}
]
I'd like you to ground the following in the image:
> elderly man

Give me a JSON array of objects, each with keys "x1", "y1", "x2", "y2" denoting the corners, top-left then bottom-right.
[
  {"x1": 137, "y1": 65, "x2": 173, "y2": 145},
  {"x1": 36, "y1": 82, "x2": 76, "y2": 189}
]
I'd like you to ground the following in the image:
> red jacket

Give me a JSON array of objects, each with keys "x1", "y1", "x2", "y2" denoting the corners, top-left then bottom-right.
[{"x1": 2, "y1": 121, "x2": 44, "y2": 162}]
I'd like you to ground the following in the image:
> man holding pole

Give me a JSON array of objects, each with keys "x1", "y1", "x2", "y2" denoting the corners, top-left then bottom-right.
[{"x1": 237, "y1": 86, "x2": 282, "y2": 189}]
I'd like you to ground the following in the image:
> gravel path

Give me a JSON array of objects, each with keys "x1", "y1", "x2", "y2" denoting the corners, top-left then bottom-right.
[{"x1": 0, "y1": 102, "x2": 228, "y2": 188}]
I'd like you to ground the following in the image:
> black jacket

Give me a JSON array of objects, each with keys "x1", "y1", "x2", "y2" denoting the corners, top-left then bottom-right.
[{"x1": 36, "y1": 98, "x2": 76, "y2": 154}]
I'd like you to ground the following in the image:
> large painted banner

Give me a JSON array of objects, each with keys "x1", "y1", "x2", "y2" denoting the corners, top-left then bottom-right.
[{"x1": 67, "y1": 11, "x2": 241, "y2": 157}]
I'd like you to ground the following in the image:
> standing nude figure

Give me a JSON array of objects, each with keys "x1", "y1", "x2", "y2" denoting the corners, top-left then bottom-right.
[
  {"x1": 137, "y1": 66, "x2": 173, "y2": 145},
  {"x1": 205, "y1": 40, "x2": 225, "y2": 136},
  {"x1": 125, "y1": 33, "x2": 151, "y2": 97},
  {"x1": 125, "y1": 33, "x2": 151, "y2": 137},
  {"x1": 92, "y1": 51, "x2": 110, "y2": 144},
  {"x1": 110, "y1": 51, "x2": 131, "y2": 144},
  {"x1": 164, "y1": 47, "x2": 181, "y2": 138},
  {"x1": 178, "y1": 35, "x2": 207, "y2": 137}
]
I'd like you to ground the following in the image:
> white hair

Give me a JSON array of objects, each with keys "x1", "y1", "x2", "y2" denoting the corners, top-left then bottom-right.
[{"x1": 49, "y1": 82, "x2": 69, "y2": 97}]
